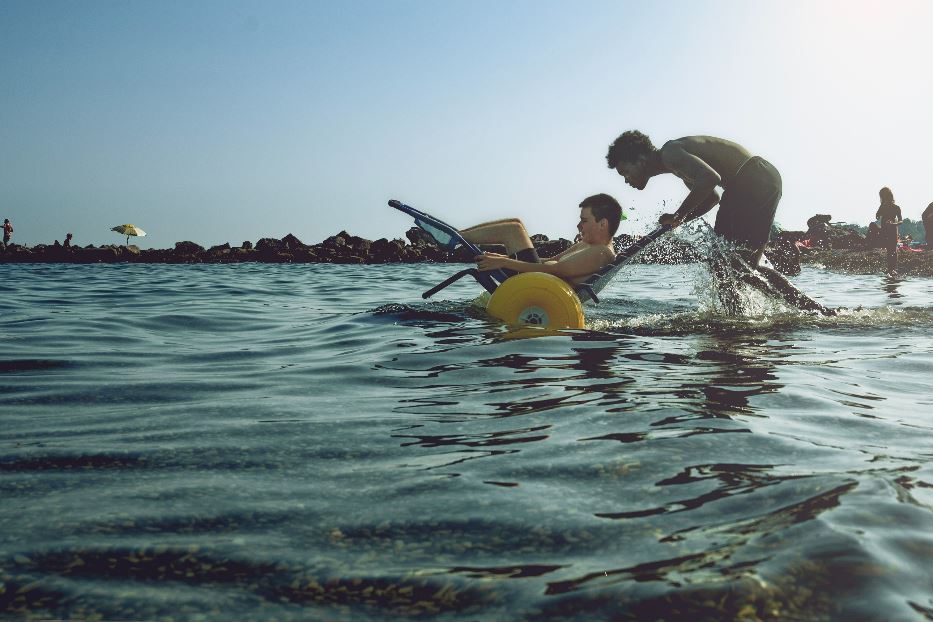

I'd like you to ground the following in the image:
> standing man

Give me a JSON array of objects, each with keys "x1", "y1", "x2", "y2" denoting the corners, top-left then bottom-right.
[
  {"x1": 606, "y1": 131, "x2": 832, "y2": 315},
  {"x1": 2, "y1": 219, "x2": 12, "y2": 249}
]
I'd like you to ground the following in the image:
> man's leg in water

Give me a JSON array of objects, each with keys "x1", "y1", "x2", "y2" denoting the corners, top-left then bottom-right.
[
  {"x1": 711, "y1": 252, "x2": 747, "y2": 315},
  {"x1": 461, "y1": 219, "x2": 535, "y2": 256},
  {"x1": 731, "y1": 251, "x2": 836, "y2": 316}
]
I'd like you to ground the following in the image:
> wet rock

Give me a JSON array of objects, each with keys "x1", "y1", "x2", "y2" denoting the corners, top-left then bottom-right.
[
  {"x1": 534, "y1": 238, "x2": 572, "y2": 258},
  {"x1": 801, "y1": 248, "x2": 933, "y2": 276},
  {"x1": 864, "y1": 223, "x2": 884, "y2": 249},
  {"x1": 406, "y1": 227, "x2": 435, "y2": 246},
  {"x1": 281, "y1": 233, "x2": 306, "y2": 249},
  {"x1": 255, "y1": 237, "x2": 284, "y2": 253},
  {"x1": 138, "y1": 249, "x2": 170, "y2": 263},
  {"x1": 232, "y1": 247, "x2": 256, "y2": 261},
  {"x1": 451, "y1": 245, "x2": 478, "y2": 262},
  {"x1": 806, "y1": 214, "x2": 832, "y2": 229},
  {"x1": 174, "y1": 241, "x2": 205, "y2": 255},
  {"x1": 799, "y1": 214, "x2": 866, "y2": 249},
  {"x1": 369, "y1": 238, "x2": 406, "y2": 263}
]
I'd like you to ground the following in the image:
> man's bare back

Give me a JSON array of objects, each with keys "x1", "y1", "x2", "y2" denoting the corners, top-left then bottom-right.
[{"x1": 660, "y1": 136, "x2": 752, "y2": 189}]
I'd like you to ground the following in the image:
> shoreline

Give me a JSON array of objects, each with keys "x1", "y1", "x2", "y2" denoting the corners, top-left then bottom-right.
[
  {"x1": 2, "y1": 230, "x2": 931, "y2": 277},
  {"x1": 0, "y1": 229, "x2": 700, "y2": 267}
]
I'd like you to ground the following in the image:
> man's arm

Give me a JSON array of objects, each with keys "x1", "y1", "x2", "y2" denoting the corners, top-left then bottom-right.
[
  {"x1": 476, "y1": 245, "x2": 613, "y2": 281},
  {"x1": 660, "y1": 189, "x2": 720, "y2": 226}
]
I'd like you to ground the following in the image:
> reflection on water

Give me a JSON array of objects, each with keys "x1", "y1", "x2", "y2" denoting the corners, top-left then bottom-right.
[
  {"x1": 1, "y1": 262, "x2": 932, "y2": 620},
  {"x1": 884, "y1": 273, "x2": 905, "y2": 301}
]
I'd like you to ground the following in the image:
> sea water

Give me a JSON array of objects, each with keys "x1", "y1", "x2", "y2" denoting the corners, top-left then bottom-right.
[{"x1": 1, "y1": 261, "x2": 932, "y2": 620}]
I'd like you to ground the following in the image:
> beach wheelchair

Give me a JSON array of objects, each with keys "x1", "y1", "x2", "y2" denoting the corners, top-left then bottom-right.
[{"x1": 390, "y1": 199, "x2": 671, "y2": 329}]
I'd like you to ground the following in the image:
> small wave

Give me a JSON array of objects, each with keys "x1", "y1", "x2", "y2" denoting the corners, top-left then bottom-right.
[
  {"x1": 589, "y1": 301, "x2": 933, "y2": 336},
  {"x1": 0, "y1": 359, "x2": 73, "y2": 373},
  {"x1": 368, "y1": 303, "x2": 478, "y2": 325},
  {"x1": 2, "y1": 544, "x2": 496, "y2": 619}
]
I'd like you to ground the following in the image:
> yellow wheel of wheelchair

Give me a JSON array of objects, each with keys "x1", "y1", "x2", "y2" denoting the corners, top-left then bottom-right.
[{"x1": 486, "y1": 273, "x2": 585, "y2": 329}]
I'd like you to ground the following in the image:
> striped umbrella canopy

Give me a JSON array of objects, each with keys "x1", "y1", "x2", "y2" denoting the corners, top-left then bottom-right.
[{"x1": 111, "y1": 224, "x2": 146, "y2": 245}]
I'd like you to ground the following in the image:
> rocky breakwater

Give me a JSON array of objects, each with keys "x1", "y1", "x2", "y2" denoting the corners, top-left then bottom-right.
[
  {"x1": 772, "y1": 219, "x2": 933, "y2": 277},
  {"x1": 0, "y1": 227, "x2": 701, "y2": 266}
]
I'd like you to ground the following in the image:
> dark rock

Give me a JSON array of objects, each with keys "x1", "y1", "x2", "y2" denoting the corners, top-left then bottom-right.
[
  {"x1": 255, "y1": 237, "x2": 284, "y2": 253},
  {"x1": 174, "y1": 241, "x2": 205, "y2": 255},
  {"x1": 139, "y1": 249, "x2": 169, "y2": 263},
  {"x1": 369, "y1": 238, "x2": 406, "y2": 263},
  {"x1": 353, "y1": 238, "x2": 372, "y2": 255},
  {"x1": 799, "y1": 215, "x2": 865, "y2": 250},
  {"x1": 406, "y1": 226, "x2": 436, "y2": 246},
  {"x1": 290, "y1": 248, "x2": 319, "y2": 263},
  {"x1": 90, "y1": 246, "x2": 120, "y2": 262},
  {"x1": 232, "y1": 248, "x2": 256, "y2": 261},
  {"x1": 807, "y1": 214, "x2": 832, "y2": 228},
  {"x1": 534, "y1": 238, "x2": 572, "y2": 258},
  {"x1": 864, "y1": 223, "x2": 884, "y2": 249},
  {"x1": 801, "y1": 248, "x2": 933, "y2": 277},
  {"x1": 282, "y1": 233, "x2": 306, "y2": 249},
  {"x1": 451, "y1": 245, "x2": 478, "y2": 263},
  {"x1": 321, "y1": 234, "x2": 347, "y2": 250}
]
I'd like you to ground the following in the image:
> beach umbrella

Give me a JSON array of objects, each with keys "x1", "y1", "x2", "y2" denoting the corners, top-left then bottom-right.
[{"x1": 111, "y1": 224, "x2": 146, "y2": 245}]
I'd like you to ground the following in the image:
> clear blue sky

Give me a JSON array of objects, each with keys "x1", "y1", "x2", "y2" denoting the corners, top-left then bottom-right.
[{"x1": 2, "y1": 0, "x2": 932, "y2": 248}]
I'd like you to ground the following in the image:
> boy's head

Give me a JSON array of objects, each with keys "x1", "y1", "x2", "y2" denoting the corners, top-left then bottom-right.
[{"x1": 578, "y1": 193, "x2": 624, "y2": 238}]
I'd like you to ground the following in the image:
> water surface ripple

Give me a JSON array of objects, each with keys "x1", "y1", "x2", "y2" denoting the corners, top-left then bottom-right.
[{"x1": 1, "y1": 263, "x2": 932, "y2": 620}]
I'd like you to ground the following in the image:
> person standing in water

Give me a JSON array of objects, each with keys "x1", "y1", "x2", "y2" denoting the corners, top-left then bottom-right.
[
  {"x1": 606, "y1": 131, "x2": 832, "y2": 315},
  {"x1": 875, "y1": 187, "x2": 902, "y2": 275},
  {"x1": 2, "y1": 219, "x2": 12, "y2": 249}
]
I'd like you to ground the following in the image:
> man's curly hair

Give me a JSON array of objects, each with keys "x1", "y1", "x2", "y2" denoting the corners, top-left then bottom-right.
[{"x1": 606, "y1": 130, "x2": 655, "y2": 168}]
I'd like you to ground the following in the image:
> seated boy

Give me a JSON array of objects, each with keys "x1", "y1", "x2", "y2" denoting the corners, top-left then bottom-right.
[{"x1": 463, "y1": 193, "x2": 623, "y2": 285}]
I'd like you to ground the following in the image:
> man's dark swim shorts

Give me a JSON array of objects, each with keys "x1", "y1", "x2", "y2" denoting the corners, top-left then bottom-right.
[{"x1": 714, "y1": 156, "x2": 782, "y2": 249}]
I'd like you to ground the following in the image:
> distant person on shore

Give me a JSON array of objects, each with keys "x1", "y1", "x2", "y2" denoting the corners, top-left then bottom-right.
[
  {"x1": 466, "y1": 194, "x2": 622, "y2": 285},
  {"x1": 864, "y1": 222, "x2": 884, "y2": 249},
  {"x1": 606, "y1": 131, "x2": 832, "y2": 315},
  {"x1": 2, "y1": 219, "x2": 12, "y2": 248},
  {"x1": 805, "y1": 214, "x2": 832, "y2": 248},
  {"x1": 63, "y1": 233, "x2": 73, "y2": 248},
  {"x1": 875, "y1": 187, "x2": 902, "y2": 274},
  {"x1": 923, "y1": 202, "x2": 933, "y2": 248}
]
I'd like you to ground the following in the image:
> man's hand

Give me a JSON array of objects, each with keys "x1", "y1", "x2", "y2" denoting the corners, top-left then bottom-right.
[
  {"x1": 475, "y1": 252, "x2": 510, "y2": 271},
  {"x1": 659, "y1": 213, "x2": 684, "y2": 228}
]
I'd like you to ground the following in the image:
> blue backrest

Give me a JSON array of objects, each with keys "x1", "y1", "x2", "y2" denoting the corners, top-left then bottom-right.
[{"x1": 389, "y1": 200, "x2": 509, "y2": 292}]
